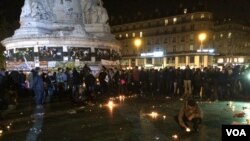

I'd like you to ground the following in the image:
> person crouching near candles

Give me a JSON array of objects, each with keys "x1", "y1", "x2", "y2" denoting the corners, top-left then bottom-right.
[{"x1": 175, "y1": 99, "x2": 203, "y2": 132}]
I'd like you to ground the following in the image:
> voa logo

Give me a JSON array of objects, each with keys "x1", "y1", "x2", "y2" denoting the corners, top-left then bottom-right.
[{"x1": 226, "y1": 129, "x2": 246, "y2": 136}]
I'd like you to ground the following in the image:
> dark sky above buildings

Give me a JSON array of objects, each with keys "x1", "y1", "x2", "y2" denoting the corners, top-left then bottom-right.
[{"x1": 0, "y1": 0, "x2": 249, "y2": 25}]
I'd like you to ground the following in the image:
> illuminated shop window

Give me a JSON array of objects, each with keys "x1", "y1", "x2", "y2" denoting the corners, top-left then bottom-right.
[
  {"x1": 173, "y1": 17, "x2": 177, "y2": 24},
  {"x1": 140, "y1": 32, "x2": 143, "y2": 38},
  {"x1": 165, "y1": 19, "x2": 168, "y2": 25}
]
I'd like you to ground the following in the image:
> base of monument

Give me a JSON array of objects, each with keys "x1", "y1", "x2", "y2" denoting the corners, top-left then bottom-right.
[{"x1": 84, "y1": 24, "x2": 113, "y2": 38}]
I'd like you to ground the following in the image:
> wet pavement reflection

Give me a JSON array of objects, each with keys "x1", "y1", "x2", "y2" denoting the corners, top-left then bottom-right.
[{"x1": 1, "y1": 95, "x2": 250, "y2": 141}]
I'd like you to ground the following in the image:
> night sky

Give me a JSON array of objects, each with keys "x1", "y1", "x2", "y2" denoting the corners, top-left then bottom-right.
[{"x1": 0, "y1": 0, "x2": 249, "y2": 25}]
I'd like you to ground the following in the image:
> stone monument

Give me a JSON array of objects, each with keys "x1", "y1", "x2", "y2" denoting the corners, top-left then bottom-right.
[{"x1": 1, "y1": 0, "x2": 120, "y2": 70}]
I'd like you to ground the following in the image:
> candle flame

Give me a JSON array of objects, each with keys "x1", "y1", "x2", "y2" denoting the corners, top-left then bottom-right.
[
  {"x1": 163, "y1": 115, "x2": 166, "y2": 120},
  {"x1": 186, "y1": 127, "x2": 191, "y2": 132},
  {"x1": 172, "y1": 134, "x2": 178, "y2": 139},
  {"x1": 149, "y1": 112, "x2": 158, "y2": 119},
  {"x1": 106, "y1": 100, "x2": 116, "y2": 112},
  {"x1": 118, "y1": 95, "x2": 125, "y2": 101}
]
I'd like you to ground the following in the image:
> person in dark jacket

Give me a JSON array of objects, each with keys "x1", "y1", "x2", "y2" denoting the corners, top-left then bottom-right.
[
  {"x1": 72, "y1": 68, "x2": 81, "y2": 103},
  {"x1": 183, "y1": 65, "x2": 193, "y2": 98},
  {"x1": 85, "y1": 70, "x2": 96, "y2": 104},
  {"x1": 32, "y1": 67, "x2": 44, "y2": 109}
]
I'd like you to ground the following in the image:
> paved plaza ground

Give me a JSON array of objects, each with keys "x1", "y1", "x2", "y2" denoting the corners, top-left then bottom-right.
[{"x1": 1, "y1": 95, "x2": 250, "y2": 141}]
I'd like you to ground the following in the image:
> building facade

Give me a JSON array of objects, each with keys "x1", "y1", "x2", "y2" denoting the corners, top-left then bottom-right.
[{"x1": 111, "y1": 11, "x2": 250, "y2": 69}]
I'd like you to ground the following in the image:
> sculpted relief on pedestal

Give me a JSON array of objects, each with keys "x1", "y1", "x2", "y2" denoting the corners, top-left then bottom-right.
[
  {"x1": 80, "y1": 0, "x2": 109, "y2": 24},
  {"x1": 17, "y1": 0, "x2": 110, "y2": 37},
  {"x1": 21, "y1": 0, "x2": 54, "y2": 21}
]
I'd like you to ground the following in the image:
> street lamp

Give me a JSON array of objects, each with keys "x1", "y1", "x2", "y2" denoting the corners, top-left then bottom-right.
[
  {"x1": 133, "y1": 38, "x2": 142, "y2": 67},
  {"x1": 134, "y1": 38, "x2": 142, "y2": 51},
  {"x1": 198, "y1": 33, "x2": 207, "y2": 67},
  {"x1": 134, "y1": 38, "x2": 142, "y2": 56}
]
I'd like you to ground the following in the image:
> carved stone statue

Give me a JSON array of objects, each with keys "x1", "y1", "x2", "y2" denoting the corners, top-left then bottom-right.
[
  {"x1": 20, "y1": 0, "x2": 54, "y2": 21},
  {"x1": 15, "y1": 0, "x2": 111, "y2": 37},
  {"x1": 80, "y1": 0, "x2": 108, "y2": 24},
  {"x1": 80, "y1": 0, "x2": 97, "y2": 24},
  {"x1": 20, "y1": 0, "x2": 32, "y2": 18},
  {"x1": 96, "y1": 0, "x2": 109, "y2": 24}
]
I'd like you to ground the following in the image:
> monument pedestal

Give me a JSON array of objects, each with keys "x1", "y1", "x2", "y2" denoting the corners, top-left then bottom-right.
[{"x1": 85, "y1": 24, "x2": 113, "y2": 38}]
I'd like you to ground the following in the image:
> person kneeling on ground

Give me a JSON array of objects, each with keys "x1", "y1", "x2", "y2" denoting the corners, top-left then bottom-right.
[{"x1": 175, "y1": 99, "x2": 203, "y2": 132}]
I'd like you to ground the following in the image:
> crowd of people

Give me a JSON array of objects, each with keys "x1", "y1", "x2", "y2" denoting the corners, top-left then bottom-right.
[
  {"x1": 1, "y1": 64, "x2": 250, "y2": 132},
  {"x1": 0, "y1": 64, "x2": 250, "y2": 110}
]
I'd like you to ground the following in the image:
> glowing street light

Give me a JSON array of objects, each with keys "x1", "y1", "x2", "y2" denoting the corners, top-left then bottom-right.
[
  {"x1": 134, "y1": 38, "x2": 142, "y2": 56},
  {"x1": 199, "y1": 33, "x2": 207, "y2": 44},
  {"x1": 134, "y1": 38, "x2": 142, "y2": 49},
  {"x1": 198, "y1": 32, "x2": 207, "y2": 67}
]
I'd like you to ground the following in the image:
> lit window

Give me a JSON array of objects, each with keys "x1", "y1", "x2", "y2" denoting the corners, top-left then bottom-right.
[
  {"x1": 132, "y1": 33, "x2": 135, "y2": 37},
  {"x1": 184, "y1": 9, "x2": 187, "y2": 14},
  {"x1": 140, "y1": 32, "x2": 143, "y2": 38},
  {"x1": 238, "y1": 58, "x2": 244, "y2": 63},
  {"x1": 173, "y1": 17, "x2": 177, "y2": 24},
  {"x1": 217, "y1": 58, "x2": 224, "y2": 63},
  {"x1": 191, "y1": 15, "x2": 194, "y2": 20},
  {"x1": 201, "y1": 14, "x2": 205, "y2": 19},
  {"x1": 165, "y1": 19, "x2": 168, "y2": 25},
  {"x1": 126, "y1": 33, "x2": 129, "y2": 38},
  {"x1": 190, "y1": 45, "x2": 194, "y2": 50}
]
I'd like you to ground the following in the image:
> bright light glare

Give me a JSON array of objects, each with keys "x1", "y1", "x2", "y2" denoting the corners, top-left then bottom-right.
[
  {"x1": 134, "y1": 38, "x2": 142, "y2": 48},
  {"x1": 141, "y1": 51, "x2": 163, "y2": 57},
  {"x1": 247, "y1": 73, "x2": 250, "y2": 80},
  {"x1": 108, "y1": 101, "x2": 114, "y2": 107},
  {"x1": 186, "y1": 128, "x2": 191, "y2": 132},
  {"x1": 149, "y1": 112, "x2": 159, "y2": 119},
  {"x1": 199, "y1": 33, "x2": 207, "y2": 42},
  {"x1": 172, "y1": 134, "x2": 178, "y2": 139},
  {"x1": 119, "y1": 95, "x2": 125, "y2": 101},
  {"x1": 106, "y1": 101, "x2": 116, "y2": 113}
]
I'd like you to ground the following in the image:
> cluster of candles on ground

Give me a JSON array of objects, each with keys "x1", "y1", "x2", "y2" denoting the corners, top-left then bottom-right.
[
  {"x1": 102, "y1": 95, "x2": 137, "y2": 112},
  {"x1": 171, "y1": 127, "x2": 191, "y2": 140},
  {"x1": 0, "y1": 122, "x2": 12, "y2": 137}
]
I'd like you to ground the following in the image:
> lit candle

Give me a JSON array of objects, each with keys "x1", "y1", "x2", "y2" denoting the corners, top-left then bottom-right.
[
  {"x1": 119, "y1": 95, "x2": 125, "y2": 101},
  {"x1": 106, "y1": 101, "x2": 116, "y2": 113},
  {"x1": 186, "y1": 127, "x2": 191, "y2": 132},
  {"x1": 149, "y1": 112, "x2": 158, "y2": 119},
  {"x1": 163, "y1": 115, "x2": 166, "y2": 120},
  {"x1": 172, "y1": 134, "x2": 178, "y2": 139},
  {"x1": 0, "y1": 130, "x2": 3, "y2": 134}
]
